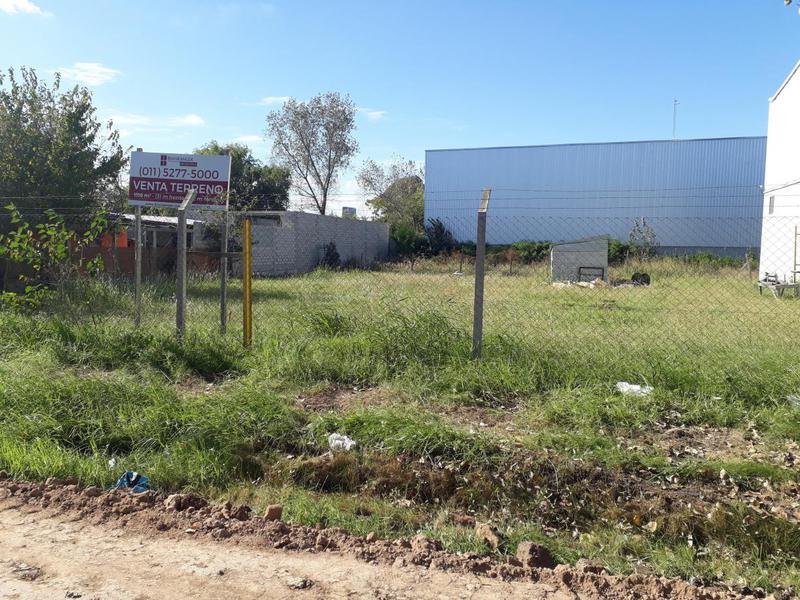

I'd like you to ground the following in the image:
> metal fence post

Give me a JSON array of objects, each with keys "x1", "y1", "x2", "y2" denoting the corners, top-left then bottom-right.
[
  {"x1": 176, "y1": 190, "x2": 197, "y2": 340},
  {"x1": 134, "y1": 206, "x2": 142, "y2": 326},
  {"x1": 472, "y1": 188, "x2": 491, "y2": 359},
  {"x1": 220, "y1": 208, "x2": 229, "y2": 334},
  {"x1": 242, "y1": 217, "x2": 253, "y2": 347}
]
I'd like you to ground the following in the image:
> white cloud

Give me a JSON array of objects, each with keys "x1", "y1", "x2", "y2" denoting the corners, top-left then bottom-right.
[
  {"x1": 234, "y1": 134, "x2": 263, "y2": 143},
  {"x1": 106, "y1": 111, "x2": 206, "y2": 141},
  {"x1": 109, "y1": 112, "x2": 153, "y2": 126},
  {"x1": 58, "y1": 62, "x2": 119, "y2": 86},
  {"x1": 0, "y1": 0, "x2": 52, "y2": 16},
  {"x1": 110, "y1": 112, "x2": 205, "y2": 128},
  {"x1": 258, "y1": 95, "x2": 290, "y2": 106},
  {"x1": 357, "y1": 107, "x2": 388, "y2": 122},
  {"x1": 169, "y1": 113, "x2": 205, "y2": 126}
]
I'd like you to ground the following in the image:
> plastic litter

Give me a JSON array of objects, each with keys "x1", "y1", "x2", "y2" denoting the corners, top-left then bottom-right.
[
  {"x1": 113, "y1": 470, "x2": 150, "y2": 493},
  {"x1": 328, "y1": 433, "x2": 357, "y2": 452},
  {"x1": 615, "y1": 382, "x2": 654, "y2": 397}
]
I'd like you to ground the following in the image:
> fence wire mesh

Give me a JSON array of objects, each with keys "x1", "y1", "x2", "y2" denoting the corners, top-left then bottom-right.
[{"x1": 3, "y1": 191, "x2": 800, "y2": 390}]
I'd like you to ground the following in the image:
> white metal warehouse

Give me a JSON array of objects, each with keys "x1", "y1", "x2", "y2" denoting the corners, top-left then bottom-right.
[
  {"x1": 424, "y1": 137, "x2": 767, "y2": 254},
  {"x1": 759, "y1": 60, "x2": 800, "y2": 282}
]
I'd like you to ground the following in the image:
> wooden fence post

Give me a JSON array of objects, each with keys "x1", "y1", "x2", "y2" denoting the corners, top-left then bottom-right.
[{"x1": 471, "y1": 188, "x2": 491, "y2": 359}]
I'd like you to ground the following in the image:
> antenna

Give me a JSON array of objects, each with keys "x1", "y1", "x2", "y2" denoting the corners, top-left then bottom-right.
[{"x1": 672, "y1": 99, "x2": 679, "y2": 139}]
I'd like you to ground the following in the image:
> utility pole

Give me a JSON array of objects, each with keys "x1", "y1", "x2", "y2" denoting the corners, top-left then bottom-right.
[{"x1": 672, "y1": 99, "x2": 679, "y2": 139}]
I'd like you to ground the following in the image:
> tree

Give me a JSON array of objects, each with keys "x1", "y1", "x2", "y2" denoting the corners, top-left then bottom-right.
[
  {"x1": 0, "y1": 67, "x2": 125, "y2": 220},
  {"x1": 629, "y1": 217, "x2": 658, "y2": 260},
  {"x1": 391, "y1": 222, "x2": 426, "y2": 268},
  {"x1": 357, "y1": 157, "x2": 424, "y2": 230},
  {"x1": 0, "y1": 204, "x2": 107, "y2": 307},
  {"x1": 425, "y1": 218, "x2": 456, "y2": 255},
  {"x1": 195, "y1": 141, "x2": 290, "y2": 210},
  {"x1": 266, "y1": 92, "x2": 358, "y2": 215}
]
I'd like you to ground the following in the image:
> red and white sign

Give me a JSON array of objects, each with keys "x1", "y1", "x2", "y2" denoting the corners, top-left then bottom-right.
[{"x1": 128, "y1": 151, "x2": 232, "y2": 210}]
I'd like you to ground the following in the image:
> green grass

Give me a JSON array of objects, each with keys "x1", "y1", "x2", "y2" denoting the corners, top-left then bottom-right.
[
  {"x1": 309, "y1": 406, "x2": 500, "y2": 463},
  {"x1": 1, "y1": 257, "x2": 800, "y2": 592}
]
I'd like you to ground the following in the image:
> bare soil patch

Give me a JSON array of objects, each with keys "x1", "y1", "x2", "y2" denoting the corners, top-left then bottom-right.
[
  {"x1": 176, "y1": 375, "x2": 216, "y2": 396},
  {"x1": 0, "y1": 478, "x2": 752, "y2": 599},
  {"x1": 437, "y1": 404, "x2": 519, "y2": 432},
  {"x1": 645, "y1": 425, "x2": 798, "y2": 466}
]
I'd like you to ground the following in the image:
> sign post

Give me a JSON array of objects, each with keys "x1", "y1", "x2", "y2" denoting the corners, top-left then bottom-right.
[
  {"x1": 134, "y1": 206, "x2": 142, "y2": 326},
  {"x1": 127, "y1": 150, "x2": 231, "y2": 340},
  {"x1": 176, "y1": 190, "x2": 197, "y2": 340}
]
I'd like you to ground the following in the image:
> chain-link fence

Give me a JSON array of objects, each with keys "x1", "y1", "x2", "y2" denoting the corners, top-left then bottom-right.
[{"x1": 3, "y1": 191, "x2": 800, "y2": 387}]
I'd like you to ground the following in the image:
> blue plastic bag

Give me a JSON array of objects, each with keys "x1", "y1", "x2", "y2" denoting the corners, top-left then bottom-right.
[{"x1": 113, "y1": 471, "x2": 150, "y2": 493}]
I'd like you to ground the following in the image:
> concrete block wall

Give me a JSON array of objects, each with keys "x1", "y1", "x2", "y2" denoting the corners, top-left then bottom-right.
[
  {"x1": 248, "y1": 211, "x2": 390, "y2": 276},
  {"x1": 550, "y1": 237, "x2": 609, "y2": 282}
]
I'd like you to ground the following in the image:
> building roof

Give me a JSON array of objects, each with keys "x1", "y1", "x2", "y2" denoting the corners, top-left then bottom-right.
[
  {"x1": 770, "y1": 59, "x2": 800, "y2": 102},
  {"x1": 425, "y1": 136, "x2": 766, "y2": 154},
  {"x1": 551, "y1": 235, "x2": 611, "y2": 247}
]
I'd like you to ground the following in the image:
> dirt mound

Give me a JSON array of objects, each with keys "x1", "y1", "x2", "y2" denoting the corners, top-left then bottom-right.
[
  {"x1": 0, "y1": 478, "x2": 754, "y2": 599},
  {"x1": 296, "y1": 386, "x2": 392, "y2": 412}
]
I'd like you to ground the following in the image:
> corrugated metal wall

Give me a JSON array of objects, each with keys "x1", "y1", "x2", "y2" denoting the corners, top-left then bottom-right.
[{"x1": 424, "y1": 137, "x2": 767, "y2": 249}]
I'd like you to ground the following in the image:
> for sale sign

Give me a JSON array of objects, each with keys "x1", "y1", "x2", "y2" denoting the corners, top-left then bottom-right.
[{"x1": 128, "y1": 151, "x2": 232, "y2": 210}]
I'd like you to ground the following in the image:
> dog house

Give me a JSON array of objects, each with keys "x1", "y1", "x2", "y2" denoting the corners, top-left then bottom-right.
[{"x1": 550, "y1": 236, "x2": 609, "y2": 282}]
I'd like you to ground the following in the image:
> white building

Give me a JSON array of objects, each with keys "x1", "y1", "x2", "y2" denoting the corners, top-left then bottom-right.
[
  {"x1": 425, "y1": 137, "x2": 767, "y2": 255},
  {"x1": 759, "y1": 61, "x2": 800, "y2": 282}
]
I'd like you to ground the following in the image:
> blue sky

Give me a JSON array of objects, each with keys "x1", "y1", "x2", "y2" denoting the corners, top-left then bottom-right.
[{"x1": 1, "y1": 0, "x2": 799, "y2": 213}]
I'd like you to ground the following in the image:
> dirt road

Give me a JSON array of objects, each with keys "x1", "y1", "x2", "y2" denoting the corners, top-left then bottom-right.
[
  {"x1": 0, "y1": 479, "x2": 745, "y2": 599},
  {"x1": 0, "y1": 501, "x2": 579, "y2": 600},
  {"x1": 1, "y1": 504, "x2": 572, "y2": 600}
]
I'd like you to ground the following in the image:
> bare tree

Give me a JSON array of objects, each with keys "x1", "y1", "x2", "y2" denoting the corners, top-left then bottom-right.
[
  {"x1": 266, "y1": 92, "x2": 358, "y2": 215},
  {"x1": 357, "y1": 156, "x2": 424, "y2": 229}
]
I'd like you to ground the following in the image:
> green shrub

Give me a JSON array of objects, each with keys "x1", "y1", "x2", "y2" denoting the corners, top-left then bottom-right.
[
  {"x1": 682, "y1": 252, "x2": 743, "y2": 268},
  {"x1": 390, "y1": 222, "x2": 427, "y2": 259},
  {"x1": 425, "y1": 218, "x2": 456, "y2": 255},
  {"x1": 510, "y1": 241, "x2": 553, "y2": 263},
  {"x1": 459, "y1": 242, "x2": 476, "y2": 257},
  {"x1": 608, "y1": 239, "x2": 635, "y2": 263},
  {"x1": 319, "y1": 241, "x2": 341, "y2": 269}
]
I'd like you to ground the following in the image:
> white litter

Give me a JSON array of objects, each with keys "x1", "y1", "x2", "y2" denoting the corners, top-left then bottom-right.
[
  {"x1": 615, "y1": 382, "x2": 654, "y2": 396},
  {"x1": 328, "y1": 433, "x2": 357, "y2": 452},
  {"x1": 107, "y1": 457, "x2": 117, "y2": 469}
]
